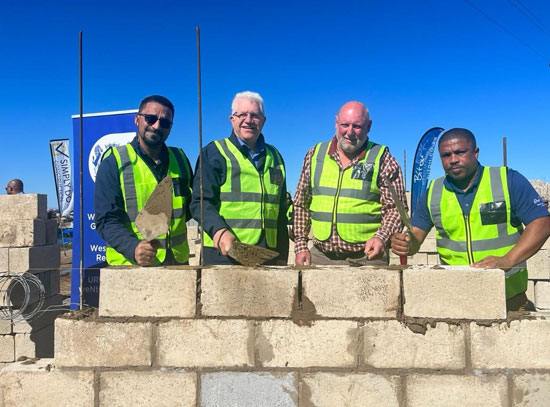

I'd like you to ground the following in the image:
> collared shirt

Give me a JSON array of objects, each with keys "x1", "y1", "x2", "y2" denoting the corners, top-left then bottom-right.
[
  {"x1": 411, "y1": 164, "x2": 550, "y2": 231},
  {"x1": 94, "y1": 136, "x2": 193, "y2": 262},
  {"x1": 293, "y1": 136, "x2": 407, "y2": 255},
  {"x1": 190, "y1": 132, "x2": 289, "y2": 263},
  {"x1": 234, "y1": 134, "x2": 266, "y2": 169}
]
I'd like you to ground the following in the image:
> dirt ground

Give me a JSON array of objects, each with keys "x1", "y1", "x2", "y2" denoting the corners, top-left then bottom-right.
[{"x1": 59, "y1": 249, "x2": 72, "y2": 296}]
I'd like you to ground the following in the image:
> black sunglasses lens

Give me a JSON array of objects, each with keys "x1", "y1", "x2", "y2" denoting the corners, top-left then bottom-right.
[
  {"x1": 158, "y1": 118, "x2": 172, "y2": 128},
  {"x1": 142, "y1": 114, "x2": 158, "y2": 125}
]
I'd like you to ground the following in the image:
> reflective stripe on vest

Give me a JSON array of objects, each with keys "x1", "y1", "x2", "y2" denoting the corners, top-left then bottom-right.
[
  {"x1": 428, "y1": 166, "x2": 527, "y2": 298},
  {"x1": 105, "y1": 144, "x2": 191, "y2": 265},
  {"x1": 310, "y1": 141, "x2": 384, "y2": 243},
  {"x1": 203, "y1": 138, "x2": 285, "y2": 248}
]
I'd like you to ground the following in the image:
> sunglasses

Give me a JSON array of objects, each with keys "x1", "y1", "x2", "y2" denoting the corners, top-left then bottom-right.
[{"x1": 137, "y1": 113, "x2": 173, "y2": 129}]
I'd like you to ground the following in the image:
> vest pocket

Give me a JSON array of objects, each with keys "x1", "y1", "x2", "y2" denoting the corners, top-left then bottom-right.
[
  {"x1": 269, "y1": 168, "x2": 284, "y2": 186},
  {"x1": 479, "y1": 201, "x2": 507, "y2": 225}
]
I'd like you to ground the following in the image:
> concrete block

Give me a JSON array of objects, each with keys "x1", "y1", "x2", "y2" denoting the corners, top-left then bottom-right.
[
  {"x1": 471, "y1": 319, "x2": 550, "y2": 369},
  {"x1": 512, "y1": 374, "x2": 550, "y2": 406},
  {"x1": 201, "y1": 372, "x2": 297, "y2": 407},
  {"x1": 301, "y1": 373, "x2": 400, "y2": 407},
  {"x1": 188, "y1": 239, "x2": 196, "y2": 255},
  {"x1": 301, "y1": 268, "x2": 400, "y2": 318},
  {"x1": 0, "y1": 335, "x2": 14, "y2": 362},
  {"x1": 411, "y1": 253, "x2": 428, "y2": 264},
  {"x1": 406, "y1": 374, "x2": 507, "y2": 407},
  {"x1": 527, "y1": 279, "x2": 535, "y2": 305},
  {"x1": 0, "y1": 194, "x2": 47, "y2": 221},
  {"x1": 257, "y1": 320, "x2": 357, "y2": 368},
  {"x1": 0, "y1": 219, "x2": 46, "y2": 247},
  {"x1": 403, "y1": 266, "x2": 506, "y2": 319},
  {"x1": 388, "y1": 252, "x2": 401, "y2": 265},
  {"x1": 363, "y1": 320, "x2": 465, "y2": 369},
  {"x1": 8, "y1": 244, "x2": 60, "y2": 273},
  {"x1": 55, "y1": 317, "x2": 152, "y2": 367},
  {"x1": 157, "y1": 319, "x2": 254, "y2": 367},
  {"x1": 535, "y1": 281, "x2": 550, "y2": 309},
  {"x1": 100, "y1": 371, "x2": 197, "y2": 407},
  {"x1": 99, "y1": 267, "x2": 196, "y2": 318},
  {"x1": 201, "y1": 267, "x2": 297, "y2": 317},
  {"x1": 527, "y1": 249, "x2": 550, "y2": 280},
  {"x1": 426, "y1": 228, "x2": 436, "y2": 239},
  {"x1": 0, "y1": 247, "x2": 8, "y2": 271},
  {"x1": 420, "y1": 237, "x2": 437, "y2": 252},
  {"x1": 46, "y1": 219, "x2": 58, "y2": 245},
  {"x1": 14, "y1": 333, "x2": 35, "y2": 359},
  {"x1": 0, "y1": 359, "x2": 94, "y2": 407},
  {"x1": 542, "y1": 237, "x2": 550, "y2": 250},
  {"x1": 427, "y1": 254, "x2": 439, "y2": 265},
  {"x1": 0, "y1": 320, "x2": 11, "y2": 335}
]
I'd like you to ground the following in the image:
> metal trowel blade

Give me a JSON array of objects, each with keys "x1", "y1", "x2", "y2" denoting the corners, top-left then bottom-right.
[{"x1": 134, "y1": 175, "x2": 173, "y2": 241}]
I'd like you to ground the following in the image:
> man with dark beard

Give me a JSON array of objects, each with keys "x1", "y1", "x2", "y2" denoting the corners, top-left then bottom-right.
[{"x1": 95, "y1": 95, "x2": 193, "y2": 266}]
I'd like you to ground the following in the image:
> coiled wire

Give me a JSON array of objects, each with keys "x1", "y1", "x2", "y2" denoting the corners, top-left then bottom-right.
[{"x1": 0, "y1": 272, "x2": 45, "y2": 321}]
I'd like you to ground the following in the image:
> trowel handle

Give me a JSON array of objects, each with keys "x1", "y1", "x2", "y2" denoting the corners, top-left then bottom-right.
[{"x1": 400, "y1": 255, "x2": 407, "y2": 265}]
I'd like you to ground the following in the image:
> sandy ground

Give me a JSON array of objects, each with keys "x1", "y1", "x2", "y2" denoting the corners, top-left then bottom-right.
[{"x1": 59, "y1": 249, "x2": 72, "y2": 296}]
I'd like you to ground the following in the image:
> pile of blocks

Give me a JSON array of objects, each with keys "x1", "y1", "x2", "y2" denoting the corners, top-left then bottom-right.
[{"x1": 0, "y1": 194, "x2": 62, "y2": 365}]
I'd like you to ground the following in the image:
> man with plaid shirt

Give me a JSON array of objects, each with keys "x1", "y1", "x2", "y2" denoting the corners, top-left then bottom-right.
[{"x1": 294, "y1": 101, "x2": 406, "y2": 265}]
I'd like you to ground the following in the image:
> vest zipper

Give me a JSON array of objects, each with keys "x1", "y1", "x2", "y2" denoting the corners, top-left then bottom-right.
[
  {"x1": 332, "y1": 169, "x2": 344, "y2": 224},
  {"x1": 463, "y1": 215, "x2": 474, "y2": 263}
]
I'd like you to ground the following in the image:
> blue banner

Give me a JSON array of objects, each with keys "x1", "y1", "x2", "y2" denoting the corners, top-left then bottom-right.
[
  {"x1": 411, "y1": 127, "x2": 444, "y2": 214},
  {"x1": 71, "y1": 110, "x2": 137, "y2": 308}
]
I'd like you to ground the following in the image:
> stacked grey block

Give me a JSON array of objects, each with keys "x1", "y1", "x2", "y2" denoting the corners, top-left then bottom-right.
[{"x1": 0, "y1": 194, "x2": 61, "y2": 362}]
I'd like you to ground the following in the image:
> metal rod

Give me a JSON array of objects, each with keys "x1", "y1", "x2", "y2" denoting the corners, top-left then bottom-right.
[
  {"x1": 79, "y1": 31, "x2": 84, "y2": 310},
  {"x1": 196, "y1": 26, "x2": 204, "y2": 266},
  {"x1": 503, "y1": 136, "x2": 507, "y2": 167},
  {"x1": 403, "y1": 148, "x2": 407, "y2": 193}
]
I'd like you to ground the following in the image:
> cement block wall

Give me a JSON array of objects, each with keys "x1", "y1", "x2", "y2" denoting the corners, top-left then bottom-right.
[
  {"x1": 3, "y1": 265, "x2": 550, "y2": 406},
  {"x1": 0, "y1": 194, "x2": 63, "y2": 363}
]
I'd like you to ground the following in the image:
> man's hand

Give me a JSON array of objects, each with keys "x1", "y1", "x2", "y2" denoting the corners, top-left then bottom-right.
[
  {"x1": 295, "y1": 250, "x2": 311, "y2": 265},
  {"x1": 364, "y1": 237, "x2": 384, "y2": 260},
  {"x1": 391, "y1": 232, "x2": 411, "y2": 257},
  {"x1": 135, "y1": 240, "x2": 161, "y2": 266},
  {"x1": 213, "y1": 228, "x2": 236, "y2": 255},
  {"x1": 471, "y1": 255, "x2": 513, "y2": 271}
]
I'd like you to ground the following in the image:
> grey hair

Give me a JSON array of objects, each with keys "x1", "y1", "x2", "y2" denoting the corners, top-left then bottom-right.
[{"x1": 231, "y1": 91, "x2": 265, "y2": 116}]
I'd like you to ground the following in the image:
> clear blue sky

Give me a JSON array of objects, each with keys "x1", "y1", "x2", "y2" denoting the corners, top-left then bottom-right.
[{"x1": 2, "y1": 0, "x2": 550, "y2": 209}]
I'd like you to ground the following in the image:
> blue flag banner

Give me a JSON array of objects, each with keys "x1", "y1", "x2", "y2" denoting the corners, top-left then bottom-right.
[
  {"x1": 411, "y1": 127, "x2": 444, "y2": 214},
  {"x1": 71, "y1": 110, "x2": 137, "y2": 309}
]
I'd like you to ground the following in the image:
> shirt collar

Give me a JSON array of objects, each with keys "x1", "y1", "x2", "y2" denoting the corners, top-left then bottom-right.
[{"x1": 235, "y1": 132, "x2": 266, "y2": 155}]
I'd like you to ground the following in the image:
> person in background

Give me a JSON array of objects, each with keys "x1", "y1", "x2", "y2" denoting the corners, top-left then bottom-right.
[{"x1": 5, "y1": 179, "x2": 24, "y2": 195}]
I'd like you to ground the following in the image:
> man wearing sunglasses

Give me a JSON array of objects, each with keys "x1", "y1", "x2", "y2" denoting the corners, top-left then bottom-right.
[
  {"x1": 5, "y1": 179, "x2": 24, "y2": 195},
  {"x1": 95, "y1": 95, "x2": 193, "y2": 266},
  {"x1": 190, "y1": 91, "x2": 289, "y2": 265}
]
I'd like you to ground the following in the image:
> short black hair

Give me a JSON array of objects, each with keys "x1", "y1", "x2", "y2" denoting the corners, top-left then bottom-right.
[
  {"x1": 138, "y1": 95, "x2": 175, "y2": 117},
  {"x1": 439, "y1": 128, "x2": 477, "y2": 150}
]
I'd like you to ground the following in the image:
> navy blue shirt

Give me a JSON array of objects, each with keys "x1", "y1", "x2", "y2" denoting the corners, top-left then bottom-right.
[
  {"x1": 190, "y1": 132, "x2": 289, "y2": 263},
  {"x1": 412, "y1": 164, "x2": 549, "y2": 232},
  {"x1": 94, "y1": 136, "x2": 193, "y2": 262}
]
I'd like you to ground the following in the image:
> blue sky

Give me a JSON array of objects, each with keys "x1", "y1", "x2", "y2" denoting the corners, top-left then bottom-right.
[{"x1": 2, "y1": 0, "x2": 550, "y2": 209}]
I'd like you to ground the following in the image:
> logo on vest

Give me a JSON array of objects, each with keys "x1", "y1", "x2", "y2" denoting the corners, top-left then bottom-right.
[
  {"x1": 269, "y1": 168, "x2": 284, "y2": 186},
  {"x1": 351, "y1": 162, "x2": 373, "y2": 180}
]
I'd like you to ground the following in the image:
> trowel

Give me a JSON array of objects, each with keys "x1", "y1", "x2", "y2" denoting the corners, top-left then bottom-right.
[
  {"x1": 228, "y1": 241, "x2": 279, "y2": 266},
  {"x1": 135, "y1": 175, "x2": 173, "y2": 241}
]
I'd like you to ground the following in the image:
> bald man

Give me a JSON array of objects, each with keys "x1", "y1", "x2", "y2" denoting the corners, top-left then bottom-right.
[
  {"x1": 294, "y1": 101, "x2": 406, "y2": 265},
  {"x1": 5, "y1": 179, "x2": 23, "y2": 195}
]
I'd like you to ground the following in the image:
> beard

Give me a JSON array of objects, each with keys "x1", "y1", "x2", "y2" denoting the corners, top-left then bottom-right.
[{"x1": 139, "y1": 128, "x2": 166, "y2": 147}]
